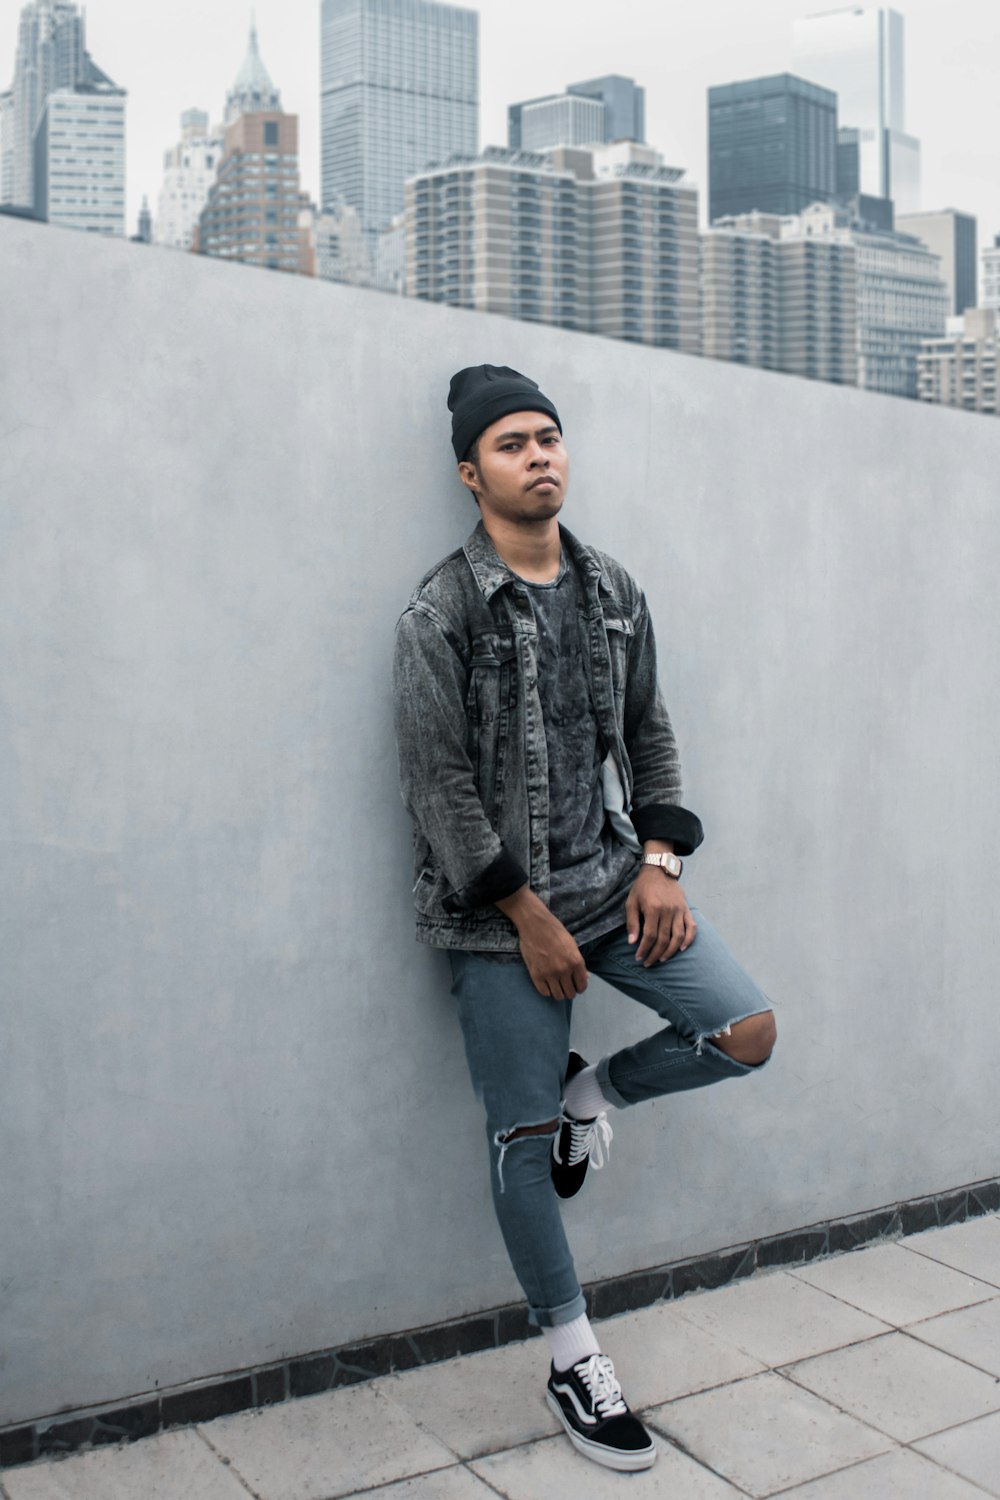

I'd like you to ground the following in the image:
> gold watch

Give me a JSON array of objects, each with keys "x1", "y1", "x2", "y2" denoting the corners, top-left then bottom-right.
[{"x1": 640, "y1": 852, "x2": 683, "y2": 879}]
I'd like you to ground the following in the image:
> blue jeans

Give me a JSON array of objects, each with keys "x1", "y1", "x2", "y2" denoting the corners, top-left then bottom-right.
[{"x1": 448, "y1": 909, "x2": 772, "y2": 1328}]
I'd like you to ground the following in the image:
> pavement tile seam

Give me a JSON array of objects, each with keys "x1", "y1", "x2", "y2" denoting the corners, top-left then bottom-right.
[
  {"x1": 371, "y1": 1377, "x2": 528, "y2": 1465},
  {"x1": 642, "y1": 1376, "x2": 901, "y2": 1498},
  {"x1": 668, "y1": 1278, "x2": 894, "y2": 1369},
  {"x1": 901, "y1": 1243, "x2": 1000, "y2": 1291},
  {"x1": 638, "y1": 1423, "x2": 756, "y2": 1495},
  {"x1": 192, "y1": 1423, "x2": 264, "y2": 1500},
  {"x1": 758, "y1": 1445, "x2": 997, "y2": 1499},
  {"x1": 759, "y1": 1449, "x2": 903, "y2": 1498},
  {"x1": 902, "y1": 1444, "x2": 999, "y2": 1498},
  {"x1": 756, "y1": 1360, "x2": 909, "y2": 1449},
  {"x1": 784, "y1": 1256, "x2": 1000, "y2": 1322},
  {"x1": 334, "y1": 1458, "x2": 506, "y2": 1500},
  {"x1": 897, "y1": 1319, "x2": 1000, "y2": 1383},
  {"x1": 452, "y1": 1457, "x2": 517, "y2": 1500},
  {"x1": 775, "y1": 1336, "x2": 1000, "y2": 1452}
]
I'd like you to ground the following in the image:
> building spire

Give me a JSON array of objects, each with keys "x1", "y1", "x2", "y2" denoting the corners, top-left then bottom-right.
[{"x1": 225, "y1": 13, "x2": 281, "y2": 125}]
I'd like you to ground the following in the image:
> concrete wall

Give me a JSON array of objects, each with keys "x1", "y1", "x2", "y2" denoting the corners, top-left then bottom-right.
[{"x1": 1, "y1": 215, "x2": 999, "y2": 1427}]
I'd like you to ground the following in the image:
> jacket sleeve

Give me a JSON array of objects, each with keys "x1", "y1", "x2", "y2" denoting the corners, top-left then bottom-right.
[
  {"x1": 623, "y1": 590, "x2": 705, "y2": 856},
  {"x1": 392, "y1": 603, "x2": 528, "y2": 911}
]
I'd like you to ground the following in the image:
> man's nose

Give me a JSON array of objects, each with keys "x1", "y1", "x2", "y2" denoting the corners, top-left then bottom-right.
[{"x1": 527, "y1": 443, "x2": 549, "y2": 465}]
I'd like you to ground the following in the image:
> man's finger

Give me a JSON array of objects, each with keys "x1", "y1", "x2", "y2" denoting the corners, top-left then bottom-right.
[
  {"x1": 636, "y1": 914, "x2": 660, "y2": 963},
  {"x1": 657, "y1": 910, "x2": 685, "y2": 963},
  {"x1": 624, "y1": 893, "x2": 640, "y2": 944},
  {"x1": 680, "y1": 912, "x2": 697, "y2": 951},
  {"x1": 572, "y1": 962, "x2": 589, "y2": 995}
]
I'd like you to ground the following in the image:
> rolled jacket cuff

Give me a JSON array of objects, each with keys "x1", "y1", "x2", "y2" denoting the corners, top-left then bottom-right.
[
  {"x1": 441, "y1": 847, "x2": 529, "y2": 914},
  {"x1": 631, "y1": 803, "x2": 704, "y2": 856}
]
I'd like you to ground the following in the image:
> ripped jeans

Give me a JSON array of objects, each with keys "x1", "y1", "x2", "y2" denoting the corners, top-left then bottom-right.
[{"x1": 448, "y1": 909, "x2": 772, "y2": 1329}]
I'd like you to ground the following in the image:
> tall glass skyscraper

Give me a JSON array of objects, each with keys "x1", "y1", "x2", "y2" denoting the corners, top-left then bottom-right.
[
  {"x1": 707, "y1": 75, "x2": 837, "y2": 224},
  {"x1": 792, "y1": 6, "x2": 920, "y2": 213},
  {"x1": 8, "y1": 0, "x2": 85, "y2": 208},
  {"x1": 320, "y1": 0, "x2": 478, "y2": 245}
]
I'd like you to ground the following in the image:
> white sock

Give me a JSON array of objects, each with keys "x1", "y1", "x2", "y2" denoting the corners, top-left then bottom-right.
[
  {"x1": 543, "y1": 1313, "x2": 601, "y2": 1373},
  {"x1": 564, "y1": 1064, "x2": 611, "y2": 1121}
]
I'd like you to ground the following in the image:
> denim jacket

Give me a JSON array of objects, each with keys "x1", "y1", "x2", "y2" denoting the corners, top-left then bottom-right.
[{"x1": 392, "y1": 521, "x2": 704, "y2": 951}]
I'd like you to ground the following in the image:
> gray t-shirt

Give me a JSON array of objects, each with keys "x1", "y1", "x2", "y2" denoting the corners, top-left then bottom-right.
[{"x1": 522, "y1": 553, "x2": 638, "y2": 946}]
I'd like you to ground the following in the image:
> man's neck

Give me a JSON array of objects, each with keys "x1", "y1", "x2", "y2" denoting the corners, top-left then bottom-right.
[{"x1": 481, "y1": 514, "x2": 562, "y2": 584}]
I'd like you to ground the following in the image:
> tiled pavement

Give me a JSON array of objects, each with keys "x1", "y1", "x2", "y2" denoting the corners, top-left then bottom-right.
[{"x1": 3, "y1": 1217, "x2": 1000, "y2": 1499}]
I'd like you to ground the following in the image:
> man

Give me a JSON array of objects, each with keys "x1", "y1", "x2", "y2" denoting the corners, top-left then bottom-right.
[{"x1": 393, "y1": 365, "x2": 775, "y2": 1473}]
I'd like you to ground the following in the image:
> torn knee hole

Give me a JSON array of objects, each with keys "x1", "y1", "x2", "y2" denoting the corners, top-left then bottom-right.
[
  {"x1": 493, "y1": 1119, "x2": 560, "y2": 1194},
  {"x1": 705, "y1": 1012, "x2": 776, "y2": 1064},
  {"x1": 498, "y1": 1119, "x2": 560, "y2": 1143}
]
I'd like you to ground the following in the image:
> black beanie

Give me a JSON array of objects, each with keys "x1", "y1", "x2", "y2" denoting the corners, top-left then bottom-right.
[{"x1": 448, "y1": 364, "x2": 561, "y2": 461}]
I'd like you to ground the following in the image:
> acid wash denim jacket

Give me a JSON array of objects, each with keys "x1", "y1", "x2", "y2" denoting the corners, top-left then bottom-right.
[{"x1": 392, "y1": 520, "x2": 704, "y2": 953}]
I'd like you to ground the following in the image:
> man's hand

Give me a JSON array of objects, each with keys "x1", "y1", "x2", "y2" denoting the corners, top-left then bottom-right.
[
  {"x1": 496, "y1": 886, "x2": 588, "y2": 999},
  {"x1": 626, "y1": 867, "x2": 696, "y2": 966}
]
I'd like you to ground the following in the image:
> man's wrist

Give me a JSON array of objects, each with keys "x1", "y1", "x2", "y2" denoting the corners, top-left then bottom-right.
[{"x1": 496, "y1": 884, "x2": 555, "y2": 931}]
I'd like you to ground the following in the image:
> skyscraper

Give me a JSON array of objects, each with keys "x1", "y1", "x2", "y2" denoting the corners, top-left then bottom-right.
[
  {"x1": 133, "y1": 196, "x2": 152, "y2": 242},
  {"x1": 896, "y1": 210, "x2": 978, "y2": 317},
  {"x1": 707, "y1": 75, "x2": 837, "y2": 224},
  {"x1": 509, "y1": 75, "x2": 644, "y2": 152},
  {"x1": 195, "y1": 25, "x2": 308, "y2": 275},
  {"x1": 983, "y1": 236, "x2": 1000, "y2": 313},
  {"x1": 701, "y1": 211, "x2": 857, "y2": 384},
  {"x1": 406, "y1": 148, "x2": 581, "y2": 326},
  {"x1": 9, "y1": 0, "x2": 85, "y2": 208},
  {"x1": 32, "y1": 63, "x2": 125, "y2": 233},
  {"x1": 517, "y1": 94, "x2": 606, "y2": 153},
  {"x1": 701, "y1": 215, "x2": 781, "y2": 369},
  {"x1": 784, "y1": 203, "x2": 947, "y2": 397},
  {"x1": 0, "y1": 89, "x2": 13, "y2": 203},
  {"x1": 406, "y1": 140, "x2": 700, "y2": 353},
  {"x1": 154, "y1": 109, "x2": 225, "y2": 251},
  {"x1": 224, "y1": 19, "x2": 281, "y2": 125},
  {"x1": 320, "y1": 0, "x2": 478, "y2": 246},
  {"x1": 570, "y1": 76, "x2": 645, "y2": 144},
  {"x1": 918, "y1": 309, "x2": 998, "y2": 416},
  {"x1": 792, "y1": 6, "x2": 920, "y2": 213}
]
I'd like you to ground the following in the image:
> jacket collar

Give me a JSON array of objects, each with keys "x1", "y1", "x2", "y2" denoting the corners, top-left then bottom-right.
[{"x1": 462, "y1": 519, "x2": 609, "y2": 602}]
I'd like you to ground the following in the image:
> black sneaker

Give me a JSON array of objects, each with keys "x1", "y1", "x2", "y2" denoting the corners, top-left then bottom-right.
[
  {"x1": 551, "y1": 1050, "x2": 613, "y2": 1200},
  {"x1": 546, "y1": 1353, "x2": 656, "y2": 1471}
]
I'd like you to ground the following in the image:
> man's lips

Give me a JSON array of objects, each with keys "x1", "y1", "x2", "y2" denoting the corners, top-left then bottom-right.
[{"x1": 527, "y1": 474, "x2": 560, "y2": 490}]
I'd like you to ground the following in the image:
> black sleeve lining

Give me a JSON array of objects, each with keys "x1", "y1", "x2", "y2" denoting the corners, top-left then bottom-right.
[
  {"x1": 441, "y1": 847, "x2": 529, "y2": 914},
  {"x1": 631, "y1": 804, "x2": 704, "y2": 856}
]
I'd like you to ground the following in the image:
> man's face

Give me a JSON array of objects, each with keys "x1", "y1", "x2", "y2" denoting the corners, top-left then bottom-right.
[{"x1": 458, "y1": 410, "x2": 569, "y2": 523}]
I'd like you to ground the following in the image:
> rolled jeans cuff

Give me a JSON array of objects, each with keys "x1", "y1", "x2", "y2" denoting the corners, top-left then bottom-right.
[
  {"x1": 528, "y1": 1290, "x2": 588, "y2": 1329},
  {"x1": 596, "y1": 1039, "x2": 763, "y2": 1110}
]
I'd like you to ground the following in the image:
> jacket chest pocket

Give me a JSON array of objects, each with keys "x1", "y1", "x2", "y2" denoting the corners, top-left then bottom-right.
[
  {"x1": 465, "y1": 636, "x2": 517, "y2": 818},
  {"x1": 465, "y1": 636, "x2": 517, "y2": 724},
  {"x1": 603, "y1": 615, "x2": 634, "y2": 697}
]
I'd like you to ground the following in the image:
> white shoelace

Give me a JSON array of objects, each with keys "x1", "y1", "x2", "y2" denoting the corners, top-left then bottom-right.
[
  {"x1": 554, "y1": 1110, "x2": 613, "y2": 1170},
  {"x1": 575, "y1": 1353, "x2": 628, "y2": 1419}
]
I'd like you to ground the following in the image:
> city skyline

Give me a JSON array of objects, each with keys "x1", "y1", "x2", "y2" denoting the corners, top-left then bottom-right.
[{"x1": 2, "y1": 0, "x2": 997, "y2": 247}]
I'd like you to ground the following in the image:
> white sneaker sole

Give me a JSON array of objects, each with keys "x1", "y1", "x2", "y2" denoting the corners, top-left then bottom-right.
[{"x1": 546, "y1": 1389, "x2": 657, "y2": 1472}]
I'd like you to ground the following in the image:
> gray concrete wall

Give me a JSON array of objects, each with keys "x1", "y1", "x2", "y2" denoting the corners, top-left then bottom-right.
[{"x1": 1, "y1": 214, "x2": 998, "y2": 1427}]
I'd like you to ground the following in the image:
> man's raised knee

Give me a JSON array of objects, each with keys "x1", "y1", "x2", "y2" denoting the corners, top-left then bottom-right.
[{"x1": 712, "y1": 1011, "x2": 776, "y2": 1066}]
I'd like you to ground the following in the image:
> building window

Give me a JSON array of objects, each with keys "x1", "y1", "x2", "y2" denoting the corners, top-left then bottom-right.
[{"x1": 264, "y1": 122, "x2": 279, "y2": 147}]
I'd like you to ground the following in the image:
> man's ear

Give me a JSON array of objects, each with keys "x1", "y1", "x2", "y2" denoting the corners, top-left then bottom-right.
[{"x1": 457, "y1": 460, "x2": 480, "y2": 500}]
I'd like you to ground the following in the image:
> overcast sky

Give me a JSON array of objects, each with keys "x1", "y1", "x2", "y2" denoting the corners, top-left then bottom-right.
[{"x1": 3, "y1": 0, "x2": 998, "y2": 249}]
